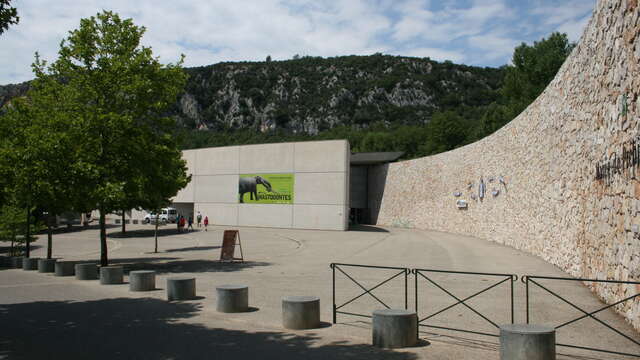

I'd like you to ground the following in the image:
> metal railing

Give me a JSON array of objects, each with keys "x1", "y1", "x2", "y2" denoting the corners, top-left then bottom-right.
[
  {"x1": 330, "y1": 262, "x2": 640, "y2": 357},
  {"x1": 414, "y1": 268, "x2": 517, "y2": 338},
  {"x1": 330, "y1": 263, "x2": 409, "y2": 323},
  {"x1": 524, "y1": 275, "x2": 640, "y2": 358}
]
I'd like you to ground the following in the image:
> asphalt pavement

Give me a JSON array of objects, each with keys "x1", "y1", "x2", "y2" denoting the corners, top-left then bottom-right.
[{"x1": 0, "y1": 223, "x2": 638, "y2": 359}]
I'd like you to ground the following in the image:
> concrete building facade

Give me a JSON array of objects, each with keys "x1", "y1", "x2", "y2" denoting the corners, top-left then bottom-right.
[{"x1": 171, "y1": 140, "x2": 350, "y2": 231}]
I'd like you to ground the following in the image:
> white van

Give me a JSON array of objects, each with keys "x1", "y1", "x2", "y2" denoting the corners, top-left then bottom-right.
[{"x1": 144, "y1": 207, "x2": 178, "y2": 224}]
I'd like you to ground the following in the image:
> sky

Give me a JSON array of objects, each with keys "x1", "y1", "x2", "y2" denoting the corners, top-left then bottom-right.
[{"x1": 0, "y1": 0, "x2": 595, "y2": 85}]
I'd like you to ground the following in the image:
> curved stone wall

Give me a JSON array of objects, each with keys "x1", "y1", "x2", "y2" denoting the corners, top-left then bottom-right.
[{"x1": 374, "y1": 0, "x2": 640, "y2": 329}]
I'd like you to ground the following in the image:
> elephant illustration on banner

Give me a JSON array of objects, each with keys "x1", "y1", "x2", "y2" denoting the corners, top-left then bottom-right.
[{"x1": 239, "y1": 176, "x2": 273, "y2": 203}]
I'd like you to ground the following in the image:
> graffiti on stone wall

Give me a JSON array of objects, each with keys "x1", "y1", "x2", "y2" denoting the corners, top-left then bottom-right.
[{"x1": 595, "y1": 138, "x2": 640, "y2": 185}]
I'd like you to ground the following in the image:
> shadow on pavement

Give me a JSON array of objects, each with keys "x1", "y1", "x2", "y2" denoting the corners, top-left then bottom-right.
[
  {"x1": 0, "y1": 298, "x2": 418, "y2": 360},
  {"x1": 70, "y1": 257, "x2": 181, "y2": 266},
  {"x1": 67, "y1": 256, "x2": 270, "y2": 275},
  {"x1": 108, "y1": 228, "x2": 190, "y2": 238},
  {"x1": 163, "y1": 246, "x2": 220, "y2": 253},
  {"x1": 348, "y1": 225, "x2": 389, "y2": 233},
  {"x1": 125, "y1": 259, "x2": 271, "y2": 274},
  {"x1": 36, "y1": 223, "x2": 120, "y2": 235}
]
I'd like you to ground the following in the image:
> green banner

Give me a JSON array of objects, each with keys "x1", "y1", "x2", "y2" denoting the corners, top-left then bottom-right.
[{"x1": 239, "y1": 173, "x2": 294, "y2": 204}]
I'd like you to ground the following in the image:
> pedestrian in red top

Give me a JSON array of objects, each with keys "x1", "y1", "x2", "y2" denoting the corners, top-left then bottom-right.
[
  {"x1": 179, "y1": 216, "x2": 186, "y2": 231},
  {"x1": 204, "y1": 216, "x2": 209, "y2": 232}
]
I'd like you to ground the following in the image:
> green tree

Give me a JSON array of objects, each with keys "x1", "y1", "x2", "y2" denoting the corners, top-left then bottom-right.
[
  {"x1": 0, "y1": 98, "x2": 40, "y2": 258},
  {"x1": 0, "y1": 198, "x2": 38, "y2": 256},
  {"x1": 0, "y1": 69, "x2": 86, "y2": 258},
  {"x1": 421, "y1": 111, "x2": 469, "y2": 155},
  {"x1": 33, "y1": 11, "x2": 189, "y2": 266},
  {"x1": 139, "y1": 143, "x2": 190, "y2": 253},
  {"x1": 0, "y1": 0, "x2": 18, "y2": 35},
  {"x1": 473, "y1": 102, "x2": 519, "y2": 140},
  {"x1": 502, "y1": 32, "x2": 575, "y2": 113},
  {"x1": 474, "y1": 32, "x2": 575, "y2": 140}
]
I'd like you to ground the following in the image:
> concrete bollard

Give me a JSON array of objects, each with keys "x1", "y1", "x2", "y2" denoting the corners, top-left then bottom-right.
[
  {"x1": 38, "y1": 258, "x2": 57, "y2": 273},
  {"x1": 129, "y1": 270, "x2": 156, "y2": 291},
  {"x1": 372, "y1": 309, "x2": 417, "y2": 349},
  {"x1": 55, "y1": 261, "x2": 75, "y2": 276},
  {"x1": 100, "y1": 266, "x2": 124, "y2": 284},
  {"x1": 167, "y1": 277, "x2": 196, "y2": 301},
  {"x1": 216, "y1": 285, "x2": 249, "y2": 313},
  {"x1": 500, "y1": 324, "x2": 555, "y2": 360},
  {"x1": 75, "y1": 263, "x2": 98, "y2": 280},
  {"x1": 22, "y1": 257, "x2": 40, "y2": 271},
  {"x1": 282, "y1": 296, "x2": 320, "y2": 330},
  {"x1": 11, "y1": 256, "x2": 23, "y2": 268}
]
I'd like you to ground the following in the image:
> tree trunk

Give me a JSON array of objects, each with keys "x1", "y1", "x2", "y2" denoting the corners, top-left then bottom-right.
[
  {"x1": 47, "y1": 219, "x2": 53, "y2": 259},
  {"x1": 25, "y1": 206, "x2": 30, "y2": 258},
  {"x1": 100, "y1": 209, "x2": 108, "y2": 266},
  {"x1": 154, "y1": 214, "x2": 159, "y2": 253},
  {"x1": 121, "y1": 211, "x2": 126, "y2": 234}
]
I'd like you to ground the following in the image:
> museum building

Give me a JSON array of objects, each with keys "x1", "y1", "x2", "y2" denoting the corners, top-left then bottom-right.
[{"x1": 169, "y1": 140, "x2": 402, "y2": 231}]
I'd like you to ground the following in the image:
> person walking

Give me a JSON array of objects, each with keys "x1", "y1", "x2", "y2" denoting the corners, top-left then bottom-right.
[
  {"x1": 204, "y1": 216, "x2": 209, "y2": 232},
  {"x1": 179, "y1": 215, "x2": 186, "y2": 232},
  {"x1": 196, "y1": 211, "x2": 202, "y2": 228},
  {"x1": 176, "y1": 215, "x2": 181, "y2": 232},
  {"x1": 187, "y1": 215, "x2": 194, "y2": 231}
]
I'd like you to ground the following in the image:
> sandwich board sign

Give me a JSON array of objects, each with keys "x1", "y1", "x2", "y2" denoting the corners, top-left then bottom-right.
[{"x1": 220, "y1": 230, "x2": 243, "y2": 262}]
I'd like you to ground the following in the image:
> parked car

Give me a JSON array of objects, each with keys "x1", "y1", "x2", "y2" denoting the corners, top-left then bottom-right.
[{"x1": 144, "y1": 207, "x2": 178, "y2": 224}]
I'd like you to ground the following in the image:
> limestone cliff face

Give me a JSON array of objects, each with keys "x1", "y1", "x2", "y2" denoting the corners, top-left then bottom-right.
[
  {"x1": 2, "y1": 55, "x2": 502, "y2": 134},
  {"x1": 175, "y1": 55, "x2": 502, "y2": 134},
  {"x1": 374, "y1": 0, "x2": 640, "y2": 330}
]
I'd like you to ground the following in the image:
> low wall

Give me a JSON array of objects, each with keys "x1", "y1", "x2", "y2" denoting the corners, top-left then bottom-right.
[{"x1": 374, "y1": 0, "x2": 640, "y2": 330}]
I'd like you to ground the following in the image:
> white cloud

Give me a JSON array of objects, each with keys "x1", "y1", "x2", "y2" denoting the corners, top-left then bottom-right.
[
  {"x1": 391, "y1": 0, "x2": 514, "y2": 43},
  {"x1": 530, "y1": 0, "x2": 594, "y2": 27},
  {"x1": 0, "y1": 0, "x2": 597, "y2": 84},
  {"x1": 556, "y1": 15, "x2": 591, "y2": 42},
  {"x1": 467, "y1": 32, "x2": 521, "y2": 63}
]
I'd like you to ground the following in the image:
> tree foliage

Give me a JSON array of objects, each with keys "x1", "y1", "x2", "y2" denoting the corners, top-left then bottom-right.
[
  {"x1": 0, "y1": 198, "x2": 38, "y2": 256},
  {"x1": 474, "y1": 32, "x2": 575, "y2": 139},
  {"x1": 503, "y1": 32, "x2": 575, "y2": 106},
  {"x1": 30, "y1": 11, "x2": 189, "y2": 265},
  {"x1": 0, "y1": 84, "x2": 80, "y2": 258},
  {"x1": 0, "y1": 0, "x2": 18, "y2": 35}
]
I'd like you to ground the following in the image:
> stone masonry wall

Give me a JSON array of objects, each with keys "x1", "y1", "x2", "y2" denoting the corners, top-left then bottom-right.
[{"x1": 374, "y1": 0, "x2": 640, "y2": 330}]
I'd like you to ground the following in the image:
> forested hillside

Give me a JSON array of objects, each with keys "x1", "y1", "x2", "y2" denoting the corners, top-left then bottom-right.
[
  {"x1": 1, "y1": 33, "x2": 574, "y2": 159},
  {"x1": 171, "y1": 54, "x2": 506, "y2": 158},
  {"x1": 175, "y1": 54, "x2": 503, "y2": 132}
]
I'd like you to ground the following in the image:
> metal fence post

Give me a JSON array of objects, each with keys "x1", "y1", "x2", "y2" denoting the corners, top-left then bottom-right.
[
  {"x1": 414, "y1": 269, "x2": 419, "y2": 339},
  {"x1": 331, "y1": 263, "x2": 336, "y2": 324},
  {"x1": 525, "y1": 276, "x2": 529, "y2": 324},
  {"x1": 404, "y1": 269, "x2": 408, "y2": 310},
  {"x1": 510, "y1": 275, "x2": 515, "y2": 324}
]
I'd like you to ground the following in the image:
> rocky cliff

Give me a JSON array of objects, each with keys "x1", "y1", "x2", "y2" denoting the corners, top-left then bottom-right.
[
  {"x1": 179, "y1": 55, "x2": 503, "y2": 134},
  {"x1": 1, "y1": 55, "x2": 504, "y2": 134}
]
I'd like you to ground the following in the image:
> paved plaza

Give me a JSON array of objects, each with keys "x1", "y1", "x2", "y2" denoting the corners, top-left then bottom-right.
[{"x1": 1, "y1": 224, "x2": 638, "y2": 359}]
